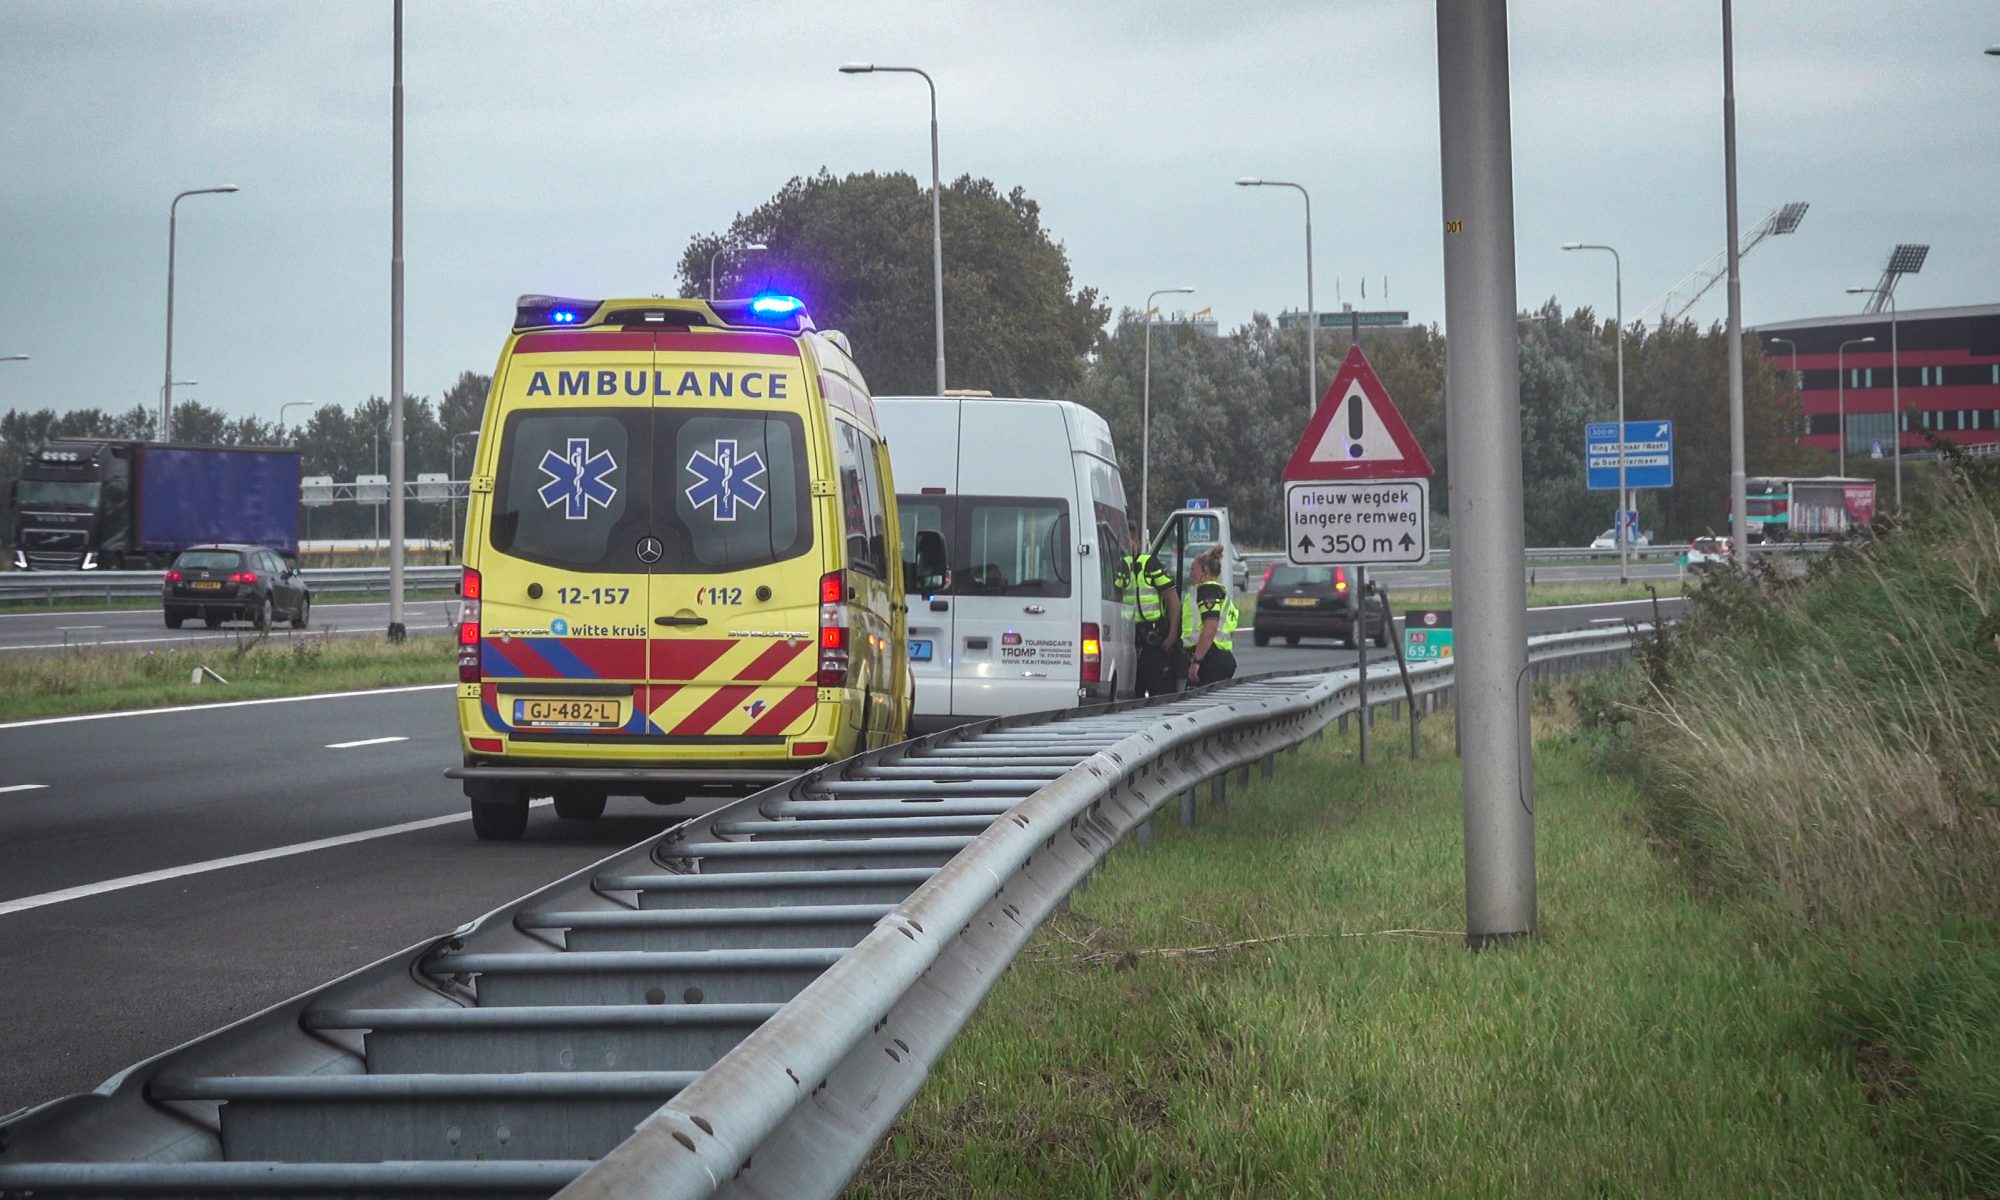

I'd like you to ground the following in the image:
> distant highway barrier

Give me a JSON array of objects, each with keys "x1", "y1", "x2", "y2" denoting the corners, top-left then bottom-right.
[{"x1": 0, "y1": 566, "x2": 461, "y2": 606}]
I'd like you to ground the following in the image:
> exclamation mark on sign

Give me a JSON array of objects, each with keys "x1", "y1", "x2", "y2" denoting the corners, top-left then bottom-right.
[{"x1": 1346, "y1": 391, "x2": 1365, "y2": 459}]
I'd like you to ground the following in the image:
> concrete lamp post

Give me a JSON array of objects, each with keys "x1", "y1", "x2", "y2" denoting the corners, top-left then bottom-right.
[
  {"x1": 163, "y1": 185, "x2": 239, "y2": 442},
  {"x1": 1235, "y1": 178, "x2": 1317, "y2": 418},
  {"x1": 708, "y1": 243, "x2": 768, "y2": 300},
  {"x1": 840, "y1": 63, "x2": 946, "y2": 394},
  {"x1": 1562, "y1": 242, "x2": 1629, "y2": 584}
]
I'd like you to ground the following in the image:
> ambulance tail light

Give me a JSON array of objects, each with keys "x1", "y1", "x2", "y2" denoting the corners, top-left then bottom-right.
[
  {"x1": 458, "y1": 567, "x2": 482, "y2": 683},
  {"x1": 1081, "y1": 622, "x2": 1102, "y2": 684},
  {"x1": 818, "y1": 570, "x2": 850, "y2": 687}
]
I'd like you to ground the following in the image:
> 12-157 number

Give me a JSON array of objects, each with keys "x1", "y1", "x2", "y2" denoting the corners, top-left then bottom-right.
[{"x1": 556, "y1": 586, "x2": 630, "y2": 605}]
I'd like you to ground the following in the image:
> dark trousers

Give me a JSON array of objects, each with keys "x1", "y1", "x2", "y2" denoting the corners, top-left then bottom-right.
[
  {"x1": 1188, "y1": 646, "x2": 1237, "y2": 688},
  {"x1": 1136, "y1": 630, "x2": 1176, "y2": 697}
]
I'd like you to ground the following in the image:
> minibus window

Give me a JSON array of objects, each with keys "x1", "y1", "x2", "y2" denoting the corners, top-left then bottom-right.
[
  {"x1": 899, "y1": 497, "x2": 952, "y2": 595},
  {"x1": 958, "y1": 499, "x2": 1071, "y2": 598}
]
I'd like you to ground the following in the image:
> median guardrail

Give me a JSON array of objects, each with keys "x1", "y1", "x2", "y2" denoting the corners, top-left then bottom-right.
[
  {"x1": 0, "y1": 565, "x2": 461, "y2": 606},
  {"x1": 0, "y1": 624, "x2": 1655, "y2": 1198},
  {"x1": 1240, "y1": 540, "x2": 1832, "y2": 578}
]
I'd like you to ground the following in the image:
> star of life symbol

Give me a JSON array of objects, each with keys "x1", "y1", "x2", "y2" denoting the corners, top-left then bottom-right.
[
  {"x1": 537, "y1": 438, "x2": 618, "y2": 520},
  {"x1": 741, "y1": 698, "x2": 768, "y2": 718},
  {"x1": 685, "y1": 439, "x2": 767, "y2": 521}
]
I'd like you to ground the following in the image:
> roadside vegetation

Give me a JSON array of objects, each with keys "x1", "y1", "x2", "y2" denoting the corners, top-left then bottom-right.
[
  {"x1": 851, "y1": 705, "x2": 1916, "y2": 1197},
  {"x1": 851, "y1": 460, "x2": 1997, "y2": 1197},
  {"x1": 1587, "y1": 459, "x2": 2000, "y2": 1194},
  {"x1": 0, "y1": 633, "x2": 453, "y2": 721}
]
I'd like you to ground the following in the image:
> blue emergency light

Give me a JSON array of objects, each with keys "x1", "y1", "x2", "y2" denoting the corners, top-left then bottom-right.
[{"x1": 749, "y1": 293, "x2": 805, "y2": 318}]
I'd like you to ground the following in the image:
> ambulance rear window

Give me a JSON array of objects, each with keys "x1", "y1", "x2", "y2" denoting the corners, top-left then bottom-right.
[{"x1": 488, "y1": 408, "x2": 811, "y2": 574}]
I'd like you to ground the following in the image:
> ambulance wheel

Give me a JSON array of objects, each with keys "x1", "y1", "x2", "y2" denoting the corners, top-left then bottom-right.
[
  {"x1": 552, "y1": 788, "x2": 606, "y2": 821},
  {"x1": 1253, "y1": 630, "x2": 1270, "y2": 647},
  {"x1": 467, "y1": 782, "x2": 529, "y2": 840}
]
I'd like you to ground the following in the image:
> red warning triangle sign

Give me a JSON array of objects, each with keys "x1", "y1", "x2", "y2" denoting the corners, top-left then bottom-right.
[{"x1": 1283, "y1": 344, "x2": 1434, "y2": 481}]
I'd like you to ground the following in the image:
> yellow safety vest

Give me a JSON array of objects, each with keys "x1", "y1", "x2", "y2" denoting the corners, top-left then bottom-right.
[
  {"x1": 1182, "y1": 579, "x2": 1237, "y2": 651},
  {"x1": 1115, "y1": 553, "x2": 1174, "y2": 625}
]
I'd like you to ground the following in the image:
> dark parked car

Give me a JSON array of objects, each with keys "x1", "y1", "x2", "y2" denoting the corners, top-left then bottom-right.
[
  {"x1": 163, "y1": 544, "x2": 310, "y2": 631},
  {"x1": 1252, "y1": 563, "x2": 1390, "y2": 649}
]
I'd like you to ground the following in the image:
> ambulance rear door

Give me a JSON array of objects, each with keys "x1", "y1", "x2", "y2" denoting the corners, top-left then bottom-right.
[
  {"x1": 478, "y1": 331, "x2": 656, "y2": 743},
  {"x1": 639, "y1": 334, "x2": 822, "y2": 748}
]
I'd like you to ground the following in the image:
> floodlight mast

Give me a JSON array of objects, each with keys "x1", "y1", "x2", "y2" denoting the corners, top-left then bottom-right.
[
  {"x1": 1859, "y1": 243, "x2": 1929, "y2": 315},
  {"x1": 1634, "y1": 201, "x2": 1809, "y2": 326}
]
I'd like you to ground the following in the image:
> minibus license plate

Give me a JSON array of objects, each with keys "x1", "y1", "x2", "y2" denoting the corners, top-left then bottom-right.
[
  {"x1": 908, "y1": 639, "x2": 933, "y2": 662},
  {"x1": 514, "y1": 699, "x2": 620, "y2": 727}
]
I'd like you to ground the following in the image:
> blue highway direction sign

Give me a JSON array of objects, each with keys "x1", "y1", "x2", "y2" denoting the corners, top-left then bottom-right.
[{"x1": 1586, "y1": 420, "x2": 1674, "y2": 490}]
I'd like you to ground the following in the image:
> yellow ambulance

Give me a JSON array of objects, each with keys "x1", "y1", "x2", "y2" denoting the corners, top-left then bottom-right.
[{"x1": 449, "y1": 293, "x2": 911, "y2": 838}]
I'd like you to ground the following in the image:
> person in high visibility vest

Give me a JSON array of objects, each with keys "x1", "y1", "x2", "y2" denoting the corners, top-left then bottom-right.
[
  {"x1": 1182, "y1": 544, "x2": 1238, "y2": 687},
  {"x1": 1115, "y1": 547, "x2": 1179, "y2": 696}
]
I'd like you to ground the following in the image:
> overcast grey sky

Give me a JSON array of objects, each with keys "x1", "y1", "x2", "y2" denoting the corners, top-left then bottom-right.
[{"x1": 1, "y1": 1, "x2": 1993, "y2": 423}]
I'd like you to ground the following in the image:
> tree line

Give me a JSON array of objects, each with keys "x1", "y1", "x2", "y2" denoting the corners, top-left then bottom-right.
[{"x1": 4, "y1": 168, "x2": 1831, "y2": 555}]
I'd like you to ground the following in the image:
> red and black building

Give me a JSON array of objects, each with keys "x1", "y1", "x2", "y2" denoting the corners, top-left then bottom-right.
[{"x1": 1753, "y1": 303, "x2": 2000, "y2": 460}]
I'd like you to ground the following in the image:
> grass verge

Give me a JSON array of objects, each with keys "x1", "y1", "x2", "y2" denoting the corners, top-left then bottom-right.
[
  {"x1": 1583, "y1": 461, "x2": 2000, "y2": 1194},
  {"x1": 849, "y1": 702, "x2": 1917, "y2": 1198},
  {"x1": 0, "y1": 633, "x2": 453, "y2": 721}
]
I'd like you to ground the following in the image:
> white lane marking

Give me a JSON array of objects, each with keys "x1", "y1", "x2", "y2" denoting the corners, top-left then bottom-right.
[
  {"x1": 0, "y1": 683, "x2": 456, "y2": 731},
  {"x1": 326, "y1": 735, "x2": 410, "y2": 749},
  {"x1": 0, "y1": 801, "x2": 554, "y2": 918},
  {"x1": 54, "y1": 625, "x2": 105, "y2": 630},
  {"x1": 0, "y1": 784, "x2": 49, "y2": 795}
]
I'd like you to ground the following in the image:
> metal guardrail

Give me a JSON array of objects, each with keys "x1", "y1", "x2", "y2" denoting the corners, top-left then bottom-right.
[
  {"x1": 0, "y1": 624, "x2": 1653, "y2": 1198},
  {"x1": 0, "y1": 566, "x2": 461, "y2": 605},
  {"x1": 1240, "y1": 541, "x2": 1832, "y2": 576}
]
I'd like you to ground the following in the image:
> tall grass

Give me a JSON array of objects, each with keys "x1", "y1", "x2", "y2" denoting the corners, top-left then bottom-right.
[{"x1": 1595, "y1": 460, "x2": 2000, "y2": 1192}]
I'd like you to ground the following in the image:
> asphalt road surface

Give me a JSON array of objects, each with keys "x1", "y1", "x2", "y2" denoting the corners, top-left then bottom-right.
[
  {"x1": 0, "y1": 595, "x2": 1678, "y2": 1120},
  {"x1": 0, "y1": 599, "x2": 459, "y2": 654}
]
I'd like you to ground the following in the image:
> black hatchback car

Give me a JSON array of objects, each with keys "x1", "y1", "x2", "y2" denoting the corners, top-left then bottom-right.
[
  {"x1": 1252, "y1": 563, "x2": 1391, "y2": 648},
  {"x1": 163, "y1": 544, "x2": 311, "y2": 631}
]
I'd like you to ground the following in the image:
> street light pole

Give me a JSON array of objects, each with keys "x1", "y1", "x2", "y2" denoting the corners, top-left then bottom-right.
[
  {"x1": 708, "y1": 243, "x2": 769, "y2": 301},
  {"x1": 839, "y1": 63, "x2": 946, "y2": 393},
  {"x1": 1767, "y1": 336, "x2": 1798, "y2": 384},
  {"x1": 162, "y1": 185, "x2": 239, "y2": 442},
  {"x1": 1722, "y1": 0, "x2": 1748, "y2": 571},
  {"x1": 1563, "y1": 242, "x2": 1627, "y2": 583},
  {"x1": 1140, "y1": 286, "x2": 1195, "y2": 547},
  {"x1": 387, "y1": 0, "x2": 407, "y2": 642},
  {"x1": 1848, "y1": 288, "x2": 1903, "y2": 507},
  {"x1": 278, "y1": 400, "x2": 316, "y2": 440},
  {"x1": 1437, "y1": 0, "x2": 1534, "y2": 946},
  {"x1": 1236, "y1": 178, "x2": 1316, "y2": 417},
  {"x1": 1836, "y1": 335, "x2": 1876, "y2": 477}
]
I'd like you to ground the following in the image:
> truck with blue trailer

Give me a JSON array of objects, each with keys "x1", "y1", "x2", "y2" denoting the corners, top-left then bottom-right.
[{"x1": 10, "y1": 440, "x2": 302, "y2": 570}]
